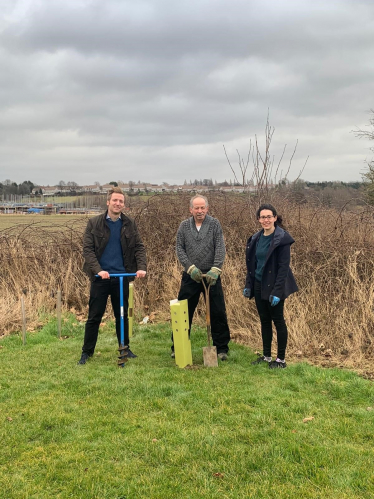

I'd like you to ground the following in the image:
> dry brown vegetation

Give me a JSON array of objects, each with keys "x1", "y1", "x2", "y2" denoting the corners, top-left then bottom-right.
[{"x1": 1, "y1": 193, "x2": 374, "y2": 374}]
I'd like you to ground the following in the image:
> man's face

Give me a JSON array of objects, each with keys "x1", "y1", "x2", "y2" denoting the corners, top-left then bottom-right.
[
  {"x1": 107, "y1": 193, "x2": 125, "y2": 218},
  {"x1": 190, "y1": 198, "x2": 208, "y2": 224}
]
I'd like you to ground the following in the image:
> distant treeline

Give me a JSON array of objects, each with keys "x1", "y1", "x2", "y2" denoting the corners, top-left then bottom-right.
[
  {"x1": 0, "y1": 178, "x2": 368, "y2": 210},
  {"x1": 305, "y1": 181, "x2": 362, "y2": 190},
  {"x1": 0, "y1": 180, "x2": 35, "y2": 196}
]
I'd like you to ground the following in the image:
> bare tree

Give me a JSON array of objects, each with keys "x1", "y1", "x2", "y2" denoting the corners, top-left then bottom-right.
[
  {"x1": 354, "y1": 109, "x2": 374, "y2": 142},
  {"x1": 223, "y1": 113, "x2": 308, "y2": 201},
  {"x1": 354, "y1": 110, "x2": 374, "y2": 204}
]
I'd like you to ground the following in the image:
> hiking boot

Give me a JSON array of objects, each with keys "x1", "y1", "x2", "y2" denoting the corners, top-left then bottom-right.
[
  {"x1": 218, "y1": 352, "x2": 228, "y2": 361},
  {"x1": 251, "y1": 354, "x2": 271, "y2": 365},
  {"x1": 77, "y1": 353, "x2": 90, "y2": 365},
  {"x1": 126, "y1": 348, "x2": 137, "y2": 359},
  {"x1": 269, "y1": 360, "x2": 287, "y2": 369}
]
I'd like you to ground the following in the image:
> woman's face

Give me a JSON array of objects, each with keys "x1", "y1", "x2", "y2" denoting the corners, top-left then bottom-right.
[{"x1": 258, "y1": 209, "x2": 277, "y2": 231}]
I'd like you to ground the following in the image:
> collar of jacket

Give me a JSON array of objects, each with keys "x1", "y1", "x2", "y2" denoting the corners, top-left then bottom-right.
[
  {"x1": 252, "y1": 225, "x2": 288, "y2": 248},
  {"x1": 100, "y1": 210, "x2": 130, "y2": 226}
]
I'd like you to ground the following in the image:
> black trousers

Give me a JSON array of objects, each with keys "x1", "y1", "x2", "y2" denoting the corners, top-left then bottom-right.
[
  {"x1": 82, "y1": 277, "x2": 129, "y2": 356},
  {"x1": 173, "y1": 272, "x2": 230, "y2": 354},
  {"x1": 254, "y1": 279, "x2": 288, "y2": 360}
]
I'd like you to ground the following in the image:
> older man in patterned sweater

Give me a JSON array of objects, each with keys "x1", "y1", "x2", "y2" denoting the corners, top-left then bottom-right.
[{"x1": 173, "y1": 195, "x2": 230, "y2": 360}]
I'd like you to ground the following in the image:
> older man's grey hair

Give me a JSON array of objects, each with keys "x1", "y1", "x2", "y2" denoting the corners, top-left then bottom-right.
[{"x1": 189, "y1": 194, "x2": 209, "y2": 208}]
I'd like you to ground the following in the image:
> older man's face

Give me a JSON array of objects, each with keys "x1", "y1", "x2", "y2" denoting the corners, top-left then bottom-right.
[{"x1": 190, "y1": 198, "x2": 208, "y2": 225}]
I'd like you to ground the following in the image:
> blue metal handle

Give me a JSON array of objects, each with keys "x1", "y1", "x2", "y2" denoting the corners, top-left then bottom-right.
[
  {"x1": 107, "y1": 273, "x2": 137, "y2": 277},
  {"x1": 95, "y1": 273, "x2": 137, "y2": 277}
]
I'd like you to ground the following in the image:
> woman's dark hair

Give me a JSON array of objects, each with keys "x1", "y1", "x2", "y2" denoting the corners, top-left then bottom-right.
[{"x1": 256, "y1": 203, "x2": 284, "y2": 227}]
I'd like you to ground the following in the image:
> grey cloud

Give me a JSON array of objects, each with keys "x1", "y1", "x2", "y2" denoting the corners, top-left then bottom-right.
[{"x1": 0, "y1": 0, "x2": 373, "y2": 184}]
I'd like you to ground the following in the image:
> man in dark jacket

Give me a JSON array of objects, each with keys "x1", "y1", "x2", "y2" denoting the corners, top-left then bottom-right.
[{"x1": 78, "y1": 187, "x2": 147, "y2": 365}]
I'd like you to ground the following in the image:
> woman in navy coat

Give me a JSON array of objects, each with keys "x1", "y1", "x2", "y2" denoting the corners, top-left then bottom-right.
[{"x1": 244, "y1": 204, "x2": 298, "y2": 368}]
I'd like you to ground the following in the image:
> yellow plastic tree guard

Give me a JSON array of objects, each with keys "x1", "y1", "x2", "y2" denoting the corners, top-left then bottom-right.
[
  {"x1": 128, "y1": 282, "x2": 134, "y2": 338},
  {"x1": 170, "y1": 298, "x2": 192, "y2": 368}
]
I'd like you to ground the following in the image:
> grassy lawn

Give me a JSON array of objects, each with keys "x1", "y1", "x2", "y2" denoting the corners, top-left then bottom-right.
[
  {"x1": 0, "y1": 215, "x2": 87, "y2": 231},
  {"x1": 0, "y1": 318, "x2": 373, "y2": 499}
]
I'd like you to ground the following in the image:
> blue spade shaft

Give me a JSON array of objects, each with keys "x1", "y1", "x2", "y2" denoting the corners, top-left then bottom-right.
[{"x1": 95, "y1": 273, "x2": 137, "y2": 346}]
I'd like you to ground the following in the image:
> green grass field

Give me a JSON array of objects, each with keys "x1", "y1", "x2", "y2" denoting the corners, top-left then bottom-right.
[
  {"x1": 1, "y1": 318, "x2": 373, "y2": 499},
  {"x1": 0, "y1": 214, "x2": 87, "y2": 231}
]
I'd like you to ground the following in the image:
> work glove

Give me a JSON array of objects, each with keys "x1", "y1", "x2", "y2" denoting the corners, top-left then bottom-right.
[
  {"x1": 187, "y1": 265, "x2": 203, "y2": 282},
  {"x1": 269, "y1": 295, "x2": 280, "y2": 307},
  {"x1": 243, "y1": 288, "x2": 251, "y2": 298},
  {"x1": 205, "y1": 267, "x2": 222, "y2": 286}
]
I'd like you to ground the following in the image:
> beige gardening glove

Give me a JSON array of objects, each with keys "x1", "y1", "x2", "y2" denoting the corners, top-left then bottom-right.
[
  {"x1": 205, "y1": 267, "x2": 222, "y2": 286},
  {"x1": 187, "y1": 265, "x2": 203, "y2": 282}
]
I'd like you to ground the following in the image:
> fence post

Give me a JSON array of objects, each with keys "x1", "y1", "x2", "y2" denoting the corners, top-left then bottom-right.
[
  {"x1": 20, "y1": 296, "x2": 27, "y2": 345},
  {"x1": 57, "y1": 289, "x2": 62, "y2": 338}
]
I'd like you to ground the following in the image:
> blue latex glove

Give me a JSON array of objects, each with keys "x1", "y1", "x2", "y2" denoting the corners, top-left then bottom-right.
[
  {"x1": 270, "y1": 295, "x2": 280, "y2": 307},
  {"x1": 243, "y1": 288, "x2": 251, "y2": 298}
]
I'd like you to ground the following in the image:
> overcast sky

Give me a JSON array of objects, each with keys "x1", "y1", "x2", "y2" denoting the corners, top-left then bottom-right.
[{"x1": 1, "y1": 0, "x2": 374, "y2": 186}]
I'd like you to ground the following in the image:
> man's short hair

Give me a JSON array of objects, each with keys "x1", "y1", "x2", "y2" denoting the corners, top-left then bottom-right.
[
  {"x1": 107, "y1": 187, "x2": 125, "y2": 201},
  {"x1": 190, "y1": 194, "x2": 208, "y2": 208}
]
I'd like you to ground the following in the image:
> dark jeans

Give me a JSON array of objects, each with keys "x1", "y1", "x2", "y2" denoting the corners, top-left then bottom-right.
[
  {"x1": 82, "y1": 277, "x2": 129, "y2": 356},
  {"x1": 172, "y1": 272, "x2": 230, "y2": 354},
  {"x1": 254, "y1": 279, "x2": 288, "y2": 360}
]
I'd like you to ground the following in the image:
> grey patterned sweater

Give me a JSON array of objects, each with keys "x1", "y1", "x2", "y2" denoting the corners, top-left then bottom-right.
[{"x1": 176, "y1": 215, "x2": 226, "y2": 271}]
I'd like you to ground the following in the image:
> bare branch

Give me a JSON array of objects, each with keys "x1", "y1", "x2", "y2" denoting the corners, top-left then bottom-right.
[
  {"x1": 223, "y1": 145, "x2": 241, "y2": 185},
  {"x1": 223, "y1": 112, "x2": 308, "y2": 200}
]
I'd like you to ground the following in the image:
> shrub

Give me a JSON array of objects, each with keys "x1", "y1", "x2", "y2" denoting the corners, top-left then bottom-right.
[{"x1": 1, "y1": 192, "x2": 373, "y2": 370}]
